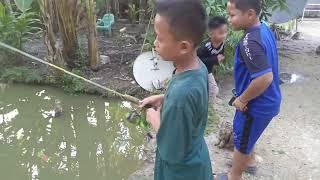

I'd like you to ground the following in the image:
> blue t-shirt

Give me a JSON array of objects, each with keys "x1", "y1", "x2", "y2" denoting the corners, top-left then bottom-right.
[{"x1": 234, "y1": 22, "x2": 282, "y2": 116}]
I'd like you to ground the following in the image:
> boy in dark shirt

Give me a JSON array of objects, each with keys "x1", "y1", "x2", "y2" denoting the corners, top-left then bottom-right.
[
  {"x1": 140, "y1": 0, "x2": 212, "y2": 179},
  {"x1": 216, "y1": 0, "x2": 282, "y2": 179},
  {"x1": 197, "y1": 16, "x2": 228, "y2": 108}
]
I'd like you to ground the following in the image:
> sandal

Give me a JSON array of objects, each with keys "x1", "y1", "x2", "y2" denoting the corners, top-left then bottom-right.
[{"x1": 245, "y1": 165, "x2": 257, "y2": 174}]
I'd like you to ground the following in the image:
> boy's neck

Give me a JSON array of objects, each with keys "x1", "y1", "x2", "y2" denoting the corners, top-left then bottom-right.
[
  {"x1": 174, "y1": 51, "x2": 199, "y2": 74},
  {"x1": 245, "y1": 19, "x2": 261, "y2": 32},
  {"x1": 211, "y1": 39, "x2": 224, "y2": 48}
]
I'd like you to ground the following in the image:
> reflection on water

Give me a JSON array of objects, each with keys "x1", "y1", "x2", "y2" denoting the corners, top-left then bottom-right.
[{"x1": 0, "y1": 84, "x2": 146, "y2": 180}]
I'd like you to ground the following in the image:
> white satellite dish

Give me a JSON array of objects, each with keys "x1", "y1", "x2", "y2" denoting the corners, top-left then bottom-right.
[{"x1": 133, "y1": 50, "x2": 175, "y2": 92}]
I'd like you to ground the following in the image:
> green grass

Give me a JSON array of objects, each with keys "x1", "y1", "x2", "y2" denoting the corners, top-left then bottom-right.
[{"x1": 0, "y1": 66, "x2": 43, "y2": 83}]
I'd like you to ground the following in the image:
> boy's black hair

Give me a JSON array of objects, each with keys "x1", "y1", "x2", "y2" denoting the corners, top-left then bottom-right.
[
  {"x1": 208, "y1": 16, "x2": 228, "y2": 30},
  {"x1": 155, "y1": 0, "x2": 207, "y2": 46},
  {"x1": 229, "y1": 0, "x2": 262, "y2": 15}
]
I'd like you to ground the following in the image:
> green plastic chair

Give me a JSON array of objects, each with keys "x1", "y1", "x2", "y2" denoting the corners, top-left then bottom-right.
[{"x1": 96, "y1": 13, "x2": 115, "y2": 36}]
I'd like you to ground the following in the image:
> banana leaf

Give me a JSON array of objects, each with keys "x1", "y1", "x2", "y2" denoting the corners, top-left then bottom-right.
[{"x1": 14, "y1": 0, "x2": 33, "y2": 12}]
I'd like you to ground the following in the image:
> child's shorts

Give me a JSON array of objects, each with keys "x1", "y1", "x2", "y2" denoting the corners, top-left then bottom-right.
[{"x1": 233, "y1": 111, "x2": 273, "y2": 154}]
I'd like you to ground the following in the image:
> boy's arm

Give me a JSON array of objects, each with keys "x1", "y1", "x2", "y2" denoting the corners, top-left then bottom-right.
[
  {"x1": 234, "y1": 34, "x2": 273, "y2": 111},
  {"x1": 197, "y1": 41, "x2": 210, "y2": 58},
  {"x1": 236, "y1": 72, "x2": 273, "y2": 107},
  {"x1": 197, "y1": 41, "x2": 223, "y2": 65},
  {"x1": 143, "y1": 95, "x2": 165, "y2": 132},
  {"x1": 202, "y1": 56, "x2": 220, "y2": 66},
  {"x1": 146, "y1": 108, "x2": 161, "y2": 132},
  {"x1": 140, "y1": 94, "x2": 165, "y2": 109}
]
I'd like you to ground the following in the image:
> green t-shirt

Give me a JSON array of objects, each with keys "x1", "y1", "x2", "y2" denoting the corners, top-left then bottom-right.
[{"x1": 154, "y1": 61, "x2": 213, "y2": 180}]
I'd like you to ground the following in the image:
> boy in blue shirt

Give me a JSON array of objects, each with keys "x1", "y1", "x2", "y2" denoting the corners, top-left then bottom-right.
[
  {"x1": 217, "y1": 0, "x2": 282, "y2": 179},
  {"x1": 140, "y1": 0, "x2": 212, "y2": 180}
]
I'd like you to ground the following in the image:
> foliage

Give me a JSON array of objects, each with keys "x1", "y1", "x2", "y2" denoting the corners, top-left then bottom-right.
[
  {"x1": 142, "y1": 27, "x2": 155, "y2": 51},
  {"x1": 74, "y1": 42, "x2": 87, "y2": 67},
  {"x1": 146, "y1": 0, "x2": 154, "y2": 15},
  {"x1": 14, "y1": 0, "x2": 34, "y2": 12},
  {"x1": 204, "y1": 0, "x2": 287, "y2": 21},
  {"x1": 96, "y1": 0, "x2": 108, "y2": 11},
  {"x1": 204, "y1": 0, "x2": 228, "y2": 17},
  {"x1": 215, "y1": 30, "x2": 243, "y2": 76},
  {"x1": 0, "y1": 66, "x2": 43, "y2": 83},
  {"x1": 61, "y1": 69, "x2": 86, "y2": 93},
  {"x1": 128, "y1": 3, "x2": 139, "y2": 23},
  {"x1": 0, "y1": 2, "x2": 41, "y2": 49},
  {"x1": 261, "y1": 0, "x2": 287, "y2": 21}
]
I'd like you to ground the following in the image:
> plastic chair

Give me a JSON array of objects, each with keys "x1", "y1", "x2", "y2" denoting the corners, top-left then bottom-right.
[{"x1": 96, "y1": 13, "x2": 115, "y2": 36}]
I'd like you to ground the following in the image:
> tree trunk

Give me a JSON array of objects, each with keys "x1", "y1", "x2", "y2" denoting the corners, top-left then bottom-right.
[
  {"x1": 105, "y1": 0, "x2": 111, "y2": 13},
  {"x1": 112, "y1": 0, "x2": 119, "y2": 17},
  {"x1": 39, "y1": 0, "x2": 56, "y2": 60},
  {"x1": 38, "y1": 0, "x2": 65, "y2": 77},
  {"x1": 53, "y1": 0, "x2": 79, "y2": 68},
  {"x1": 85, "y1": 0, "x2": 99, "y2": 69}
]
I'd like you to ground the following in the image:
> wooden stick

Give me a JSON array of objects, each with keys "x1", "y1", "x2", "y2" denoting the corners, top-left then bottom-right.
[{"x1": 0, "y1": 42, "x2": 141, "y2": 105}]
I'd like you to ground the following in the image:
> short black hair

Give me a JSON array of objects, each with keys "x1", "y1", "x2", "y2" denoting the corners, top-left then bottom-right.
[
  {"x1": 208, "y1": 16, "x2": 228, "y2": 30},
  {"x1": 155, "y1": 0, "x2": 207, "y2": 46},
  {"x1": 229, "y1": 0, "x2": 262, "y2": 15}
]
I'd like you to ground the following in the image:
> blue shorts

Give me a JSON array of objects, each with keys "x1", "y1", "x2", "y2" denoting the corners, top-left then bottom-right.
[{"x1": 233, "y1": 111, "x2": 273, "y2": 154}]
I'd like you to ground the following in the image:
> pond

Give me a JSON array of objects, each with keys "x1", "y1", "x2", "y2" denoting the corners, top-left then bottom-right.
[{"x1": 0, "y1": 84, "x2": 146, "y2": 180}]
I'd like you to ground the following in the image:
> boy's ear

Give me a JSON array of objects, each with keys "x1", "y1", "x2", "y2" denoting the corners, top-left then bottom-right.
[
  {"x1": 247, "y1": 9, "x2": 257, "y2": 19},
  {"x1": 179, "y1": 41, "x2": 193, "y2": 55}
]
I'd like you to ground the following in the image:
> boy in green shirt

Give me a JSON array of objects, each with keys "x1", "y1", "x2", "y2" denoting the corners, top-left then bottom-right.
[{"x1": 140, "y1": 0, "x2": 213, "y2": 179}]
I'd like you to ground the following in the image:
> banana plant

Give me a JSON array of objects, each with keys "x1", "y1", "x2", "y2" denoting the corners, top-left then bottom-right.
[
  {"x1": 0, "y1": 2, "x2": 41, "y2": 49},
  {"x1": 14, "y1": 0, "x2": 34, "y2": 12},
  {"x1": 83, "y1": 0, "x2": 99, "y2": 69}
]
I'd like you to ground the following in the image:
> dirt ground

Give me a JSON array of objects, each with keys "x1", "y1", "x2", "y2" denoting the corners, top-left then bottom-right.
[{"x1": 129, "y1": 19, "x2": 320, "y2": 180}]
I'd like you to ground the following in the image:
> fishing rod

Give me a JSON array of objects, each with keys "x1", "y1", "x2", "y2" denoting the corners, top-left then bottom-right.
[{"x1": 0, "y1": 42, "x2": 141, "y2": 105}]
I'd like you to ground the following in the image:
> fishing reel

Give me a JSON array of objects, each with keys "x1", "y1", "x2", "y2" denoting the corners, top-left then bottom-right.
[{"x1": 126, "y1": 104, "x2": 155, "y2": 139}]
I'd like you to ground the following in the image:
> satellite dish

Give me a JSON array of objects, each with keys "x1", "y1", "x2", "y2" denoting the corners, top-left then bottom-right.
[{"x1": 133, "y1": 50, "x2": 175, "y2": 92}]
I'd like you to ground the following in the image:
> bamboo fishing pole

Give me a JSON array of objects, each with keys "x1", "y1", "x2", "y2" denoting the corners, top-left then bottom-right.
[{"x1": 0, "y1": 42, "x2": 141, "y2": 105}]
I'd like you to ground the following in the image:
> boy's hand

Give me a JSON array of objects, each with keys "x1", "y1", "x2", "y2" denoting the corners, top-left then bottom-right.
[
  {"x1": 232, "y1": 97, "x2": 248, "y2": 112},
  {"x1": 217, "y1": 54, "x2": 225, "y2": 64},
  {"x1": 140, "y1": 95, "x2": 164, "y2": 109},
  {"x1": 146, "y1": 107, "x2": 161, "y2": 132}
]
